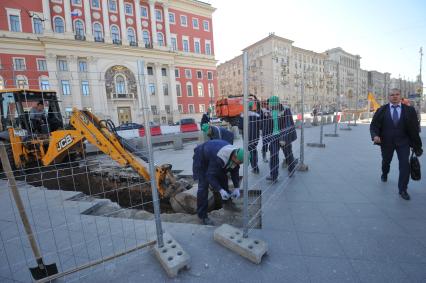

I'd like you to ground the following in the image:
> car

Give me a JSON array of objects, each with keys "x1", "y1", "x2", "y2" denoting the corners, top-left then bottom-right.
[
  {"x1": 177, "y1": 118, "x2": 199, "y2": 132},
  {"x1": 115, "y1": 122, "x2": 143, "y2": 131}
]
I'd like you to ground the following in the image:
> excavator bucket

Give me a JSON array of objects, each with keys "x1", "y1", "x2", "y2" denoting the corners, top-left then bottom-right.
[{"x1": 156, "y1": 164, "x2": 184, "y2": 198}]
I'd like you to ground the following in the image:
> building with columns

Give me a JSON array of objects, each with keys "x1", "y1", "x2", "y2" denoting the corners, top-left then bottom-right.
[{"x1": 0, "y1": 0, "x2": 217, "y2": 125}]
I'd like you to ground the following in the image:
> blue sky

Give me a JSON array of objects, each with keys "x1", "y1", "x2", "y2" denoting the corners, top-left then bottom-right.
[{"x1": 209, "y1": 0, "x2": 425, "y2": 82}]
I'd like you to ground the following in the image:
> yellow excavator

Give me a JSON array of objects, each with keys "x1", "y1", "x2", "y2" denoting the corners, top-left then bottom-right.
[{"x1": 0, "y1": 89, "x2": 178, "y2": 197}]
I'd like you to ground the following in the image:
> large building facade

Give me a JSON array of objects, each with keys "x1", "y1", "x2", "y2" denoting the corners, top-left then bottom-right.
[
  {"x1": 218, "y1": 34, "x2": 422, "y2": 112},
  {"x1": 0, "y1": 0, "x2": 217, "y2": 125}
]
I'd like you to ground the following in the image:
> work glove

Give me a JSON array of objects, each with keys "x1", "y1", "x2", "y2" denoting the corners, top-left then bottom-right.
[
  {"x1": 230, "y1": 188, "x2": 240, "y2": 199},
  {"x1": 414, "y1": 147, "x2": 423, "y2": 157},
  {"x1": 219, "y1": 189, "x2": 230, "y2": 200}
]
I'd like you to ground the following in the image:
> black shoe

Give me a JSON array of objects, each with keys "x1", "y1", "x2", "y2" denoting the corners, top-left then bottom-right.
[
  {"x1": 266, "y1": 176, "x2": 278, "y2": 183},
  {"x1": 399, "y1": 191, "x2": 410, "y2": 201},
  {"x1": 381, "y1": 174, "x2": 387, "y2": 182},
  {"x1": 252, "y1": 167, "x2": 260, "y2": 174},
  {"x1": 201, "y1": 217, "x2": 215, "y2": 225}
]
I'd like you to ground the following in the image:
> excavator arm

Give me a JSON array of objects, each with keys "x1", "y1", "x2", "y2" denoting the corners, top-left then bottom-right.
[{"x1": 42, "y1": 108, "x2": 176, "y2": 197}]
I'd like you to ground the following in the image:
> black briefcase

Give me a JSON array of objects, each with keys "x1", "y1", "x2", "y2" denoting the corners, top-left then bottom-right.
[{"x1": 410, "y1": 151, "x2": 421, "y2": 181}]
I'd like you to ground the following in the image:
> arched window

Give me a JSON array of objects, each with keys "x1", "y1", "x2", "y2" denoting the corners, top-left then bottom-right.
[
  {"x1": 39, "y1": 76, "x2": 50, "y2": 90},
  {"x1": 93, "y1": 22, "x2": 103, "y2": 41},
  {"x1": 54, "y1": 17, "x2": 65, "y2": 33},
  {"x1": 115, "y1": 74, "x2": 126, "y2": 95},
  {"x1": 111, "y1": 25, "x2": 120, "y2": 42},
  {"x1": 127, "y1": 28, "x2": 135, "y2": 44},
  {"x1": 157, "y1": 32, "x2": 164, "y2": 46},
  {"x1": 143, "y1": 30, "x2": 150, "y2": 46},
  {"x1": 74, "y1": 20, "x2": 84, "y2": 36},
  {"x1": 197, "y1": 82, "x2": 204, "y2": 97},
  {"x1": 16, "y1": 75, "x2": 28, "y2": 89},
  {"x1": 0, "y1": 76, "x2": 4, "y2": 90}
]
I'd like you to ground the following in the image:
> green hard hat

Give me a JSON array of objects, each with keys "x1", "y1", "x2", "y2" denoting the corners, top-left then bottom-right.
[
  {"x1": 201, "y1": 123, "x2": 210, "y2": 133},
  {"x1": 268, "y1": 96, "x2": 279, "y2": 107},
  {"x1": 235, "y1": 148, "x2": 244, "y2": 163}
]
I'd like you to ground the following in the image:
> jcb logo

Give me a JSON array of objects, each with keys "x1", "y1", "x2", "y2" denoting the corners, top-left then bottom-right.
[{"x1": 57, "y1": 135, "x2": 73, "y2": 152}]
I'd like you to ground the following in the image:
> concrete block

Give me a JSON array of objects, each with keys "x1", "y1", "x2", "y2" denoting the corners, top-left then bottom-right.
[
  {"x1": 324, "y1": 133, "x2": 339, "y2": 137},
  {"x1": 306, "y1": 142, "x2": 326, "y2": 148},
  {"x1": 213, "y1": 224, "x2": 267, "y2": 264},
  {"x1": 153, "y1": 232, "x2": 190, "y2": 278},
  {"x1": 173, "y1": 135, "x2": 183, "y2": 150}
]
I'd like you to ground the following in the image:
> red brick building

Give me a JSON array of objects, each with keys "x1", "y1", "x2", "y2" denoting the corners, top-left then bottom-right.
[{"x1": 0, "y1": 0, "x2": 217, "y2": 124}]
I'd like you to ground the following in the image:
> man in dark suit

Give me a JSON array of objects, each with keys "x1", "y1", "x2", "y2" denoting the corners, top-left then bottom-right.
[{"x1": 370, "y1": 88, "x2": 423, "y2": 200}]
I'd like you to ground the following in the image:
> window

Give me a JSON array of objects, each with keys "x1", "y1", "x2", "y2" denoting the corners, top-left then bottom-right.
[
  {"x1": 180, "y1": 15, "x2": 187, "y2": 27},
  {"x1": 93, "y1": 23, "x2": 103, "y2": 40},
  {"x1": 194, "y1": 39, "x2": 200, "y2": 54},
  {"x1": 74, "y1": 20, "x2": 84, "y2": 36},
  {"x1": 78, "y1": 60, "x2": 87, "y2": 72},
  {"x1": 197, "y1": 83, "x2": 204, "y2": 97},
  {"x1": 13, "y1": 58, "x2": 26, "y2": 70},
  {"x1": 171, "y1": 36, "x2": 177, "y2": 51},
  {"x1": 208, "y1": 82, "x2": 214, "y2": 98},
  {"x1": 186, "y1": 83, "x2": 193, "y2": 97},
  {"x1": 183, "y1": 38, "x2": 189, "y2": 52},
  {"x1": 196, "y1": 71, "x2": 202, "y2": 79},
  {"x1": 40, "y1": 78, "x2": 50, "y2": 90},
  {"x1": 33, "y1": 17, "x2": 43, "y2": 34},
  {"x1": 115, "y1": 75, "x2": 126, "y2": 94},
  {"x1": 111, "y1": 25, "x2": 120, "y2": 42},
  {"x1": 185, "y1": 69, "x2": 191, "y2": 79},
  {"x1": 37, "y1": 59, "x2": 47, "y2": 71},
  {"x1": 175, "y1": 68, "x2": 180, "y2": 78},
  {"x1": 91, "y1": 0, "x2": 100, "y2": 8},
  {"x1": 0, "y1": 77, "x2": 3, "y2": 90},
  {"x1": 81, "y1": 80, "x2": 90, "y2": 96},
  {"x1": 149, "y1": 83, "x2": 155, "y2": 95},
  {"x1": 9, "y1": 15, "x2": 21, "y2": 32},
  {"x1": 203, "y1": 20, "x2": 209, "y2": 31},
  {"x1": 125, "y1": 3, "x2": 133, "y2": 15},
  {"x1": 54, "y1": 17, "x2": 65, "y2": 33},
  {"x1": 169, "y1": 13, "x2": 175, "y2": 24},
  {"x1": 143, "y1": 30, "x2": 150, "y2": 46},
  {"x1": 140, "y1": 6, "x2": 148, "y2": 18},
  {"x1": 16, "y1": 75, "x2": 28, "y2": 89},
  {"x1": 58, "y1": 59, "x2": 68, "y2": 71},
  {"x1": 109, "y1": 0, "x2": 117, "y2": 12},
  {"x1": 151, "y1": 105, "x2": 157, "y2": 115},
  {"x1": 163, "y1": 83, "x2": 168, "y2": 95},
  {"x1": 155, "y1": 9, "x2": 162, "y2": 21},
  {"x1": 61, "y1": 80, "x2": 71, "y2": 95},
  {"x1": 72, "y1": 0, "x2": 82, "y2": 4},
  {"x1": 205, "y1": 41, "x2": 211, "y2": 55},
  {"x1": 192, "y1": 18, "x2": 199, "y2": 29},
  {"x1": 176, "y1": 83, "x2": 181, "y2": 97},
  {"x1": 188, "y1": 104, "x2": 195, "y2": 113},
  {"x1": 161, "y1": 68, "x2": 167, "y2": 76},
  {"x1": 157, "y1": 32, "x2": 164, "y2": 46},
  {"x1": 178, "y1": 104, "x2": 183, "y2": 113},
  {"x1": 165, "y1": 105, "x2": 170, "y2": 114},
  {"x1": 127, "y1": 28, "x2": 136, "y2": 44},
  {"x1": 199, "y1": 104, "x2": 205, "y2": 113},
  {"x1": 65, "y1": 107, "x2": 73, "y2": 119},
  {"x1": 147, "y1": 66, "x2": 153, "y2": 75},
  {"x1": 207, "y1": 71, "x2": 213, "y2": 80}
]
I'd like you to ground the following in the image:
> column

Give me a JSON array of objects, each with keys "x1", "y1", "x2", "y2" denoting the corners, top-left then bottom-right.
[
  {"x1": 68, "y1": 56, "x2": 83, "y2": 109},
  {"x1": 101, "y1": 0, "x2": 111, "y2": 43},
  {"x1": 83, "y1": 0, "x2": 93, "y2": 41},
  {"x1": 168, "y1": 64, "x2": 178, "y2": 118},
  {"x1": 63, "y1": 0, "x2": 74, "y2": 37},
  {"x1": 118, "y1": 0, "x2": 129, "y2": 45},
  {"x1": 155, "y1": 63, "x2": 165, "y2": 112},
  {"x1": 45, "y1": 53, "x2": 59, "y2": 93},
  {"x1": 87, "y1": 57, "x2": 107, "y2": 115},
  {"x1": 163, "y1": 3, "x2": 171, "y2": 48},
  {"x1": 42, "y1": 0, "x2": 52, "y2": 34},
  {"x1": 148, "y1": 0, "x2": 158, "y2": 47},
  {"x1": 134, "y1": 0, "x2": 143, "y2": 46}
]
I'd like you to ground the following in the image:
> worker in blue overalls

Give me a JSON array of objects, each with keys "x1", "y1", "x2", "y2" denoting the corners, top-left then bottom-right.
[
  {"x1": 201, "y1": 124, "x2": 234, "y2": 145},
  {"x1": 192, "y1": 139, "x2": 244, "y2": 225}
]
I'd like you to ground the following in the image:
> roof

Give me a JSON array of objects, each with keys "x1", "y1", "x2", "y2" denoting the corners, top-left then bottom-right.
[{"x1": 0, "y1": 88, "x2": 57, "y2": 94}]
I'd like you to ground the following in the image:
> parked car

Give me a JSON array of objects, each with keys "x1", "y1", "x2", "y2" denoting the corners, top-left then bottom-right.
[
  {"x1": 178, "y1": 118, "x2": 199, "y2": 132},
  {"x1": 115, "y1": 122, "x2": 143, "y2": 131}
]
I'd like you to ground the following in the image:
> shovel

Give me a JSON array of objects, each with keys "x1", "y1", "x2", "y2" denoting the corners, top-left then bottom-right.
[{"x1": 0, "y1": 142, "x2": 58, "y2": 280}]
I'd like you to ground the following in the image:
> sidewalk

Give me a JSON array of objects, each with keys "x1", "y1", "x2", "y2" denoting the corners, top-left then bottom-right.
[{"x1": 1, "y1": 123, "x2": 425, "y2": 282}]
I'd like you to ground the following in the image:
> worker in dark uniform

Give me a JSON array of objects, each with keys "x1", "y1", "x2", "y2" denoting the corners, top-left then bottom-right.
[
  {"x1": 260, "y1": 101, "x2": 271, "y2": 163},
  {"x1": 201, "y1": 124, "x2": 234, "y2": 145},
  {"x1": 279, "y1": 103, "x2": 298, "y2": 176},
  {"x1": 192, "y1": 140, "x2": 244, "y2": 225},
  {"x1": 239, "y1": 101, "x2": 261, "y2": 173}
]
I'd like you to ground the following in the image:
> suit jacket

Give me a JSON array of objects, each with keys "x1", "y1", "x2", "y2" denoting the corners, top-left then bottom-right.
[{"x1": 370, "y1": 104, "x2": 422, "y2": 150}]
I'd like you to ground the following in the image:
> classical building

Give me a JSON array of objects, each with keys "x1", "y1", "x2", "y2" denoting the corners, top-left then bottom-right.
[
  {"x1": 368, "y1": 71, "x2": 391, "y2": 105},
  {"x1": 0, "y1": 0, "x2": 217, "y2": 125}
]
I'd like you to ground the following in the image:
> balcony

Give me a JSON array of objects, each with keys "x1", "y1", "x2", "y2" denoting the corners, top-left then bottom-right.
[
  {"x1": 111, "y1": 93, "x2": 136, "y2": 100},
  {"x1": 75, "y1": 34, "x2": 86, "y2": 41},
  {"x1": 129, "y1": 41, "x2": 138, "y2": 47},
  {"x1": 94, "y1": 37, "x2": 104, "y2": 43},
  {"x1": 113, "y1": 39, "x2": 122, "y2": 45}
]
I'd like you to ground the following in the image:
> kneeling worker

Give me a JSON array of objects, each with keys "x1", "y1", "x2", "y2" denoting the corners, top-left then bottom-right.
[{"x1": 192, "y1": 139, "x2": 244, "y2": 225}]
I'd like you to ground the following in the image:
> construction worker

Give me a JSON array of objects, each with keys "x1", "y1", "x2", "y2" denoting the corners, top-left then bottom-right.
[
  {"x1": 201, "y1": 123, "x2": 234, "y2": 144},
  {"x1": 192, "y1": 139, "x2": 244, "y2": 225},
  {"x1": 201, "y1": 108, "x2": 211, "y2": 126},
  {"x1": 260, "y1": 101, "x2": 271, "y2": 162},
  {"x1": 239, "y1": 101, "x2": 261, "y2": 173},
  {"x1": 278, "y1": 103, "x2": 298, "y2": 175},
  {"x1": 29, "y1": 100, "x2": 46, "y2": 133}
]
